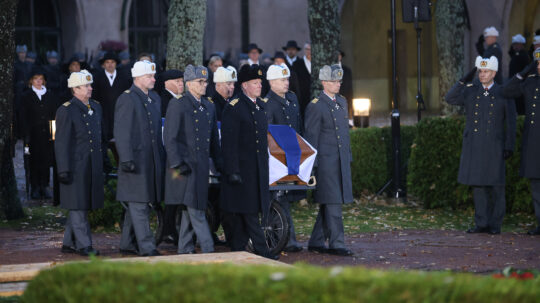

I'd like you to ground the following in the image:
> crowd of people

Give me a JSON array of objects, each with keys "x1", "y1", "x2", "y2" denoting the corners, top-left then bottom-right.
[{"x1": 12, "y1": 39, "x2": 355, "y2": 259}]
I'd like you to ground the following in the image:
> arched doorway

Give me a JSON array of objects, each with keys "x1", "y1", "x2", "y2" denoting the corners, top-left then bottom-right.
[
  {"x1": 128, "y1": 0, "x2": 169, "y2": 65},
  {"x1": 15, "y1": 0, "x2": 61, "y2": 63}
]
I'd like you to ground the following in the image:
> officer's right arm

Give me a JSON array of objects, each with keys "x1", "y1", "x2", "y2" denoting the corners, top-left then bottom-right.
[
  {"x1": 444, "y1": 82, "x2": 467, "y2": 106},
  {"x1": 54, "y1": 106, "x2": 72, "y2": 174},
  {"x1": 221, "y1": 105, "x2": 241, "y2": 175},
  {"x1": 163, "y1": 99, "x2": 185, "y2": 168},
  {"x1": 502, "y1": 76, "x2": 524, "y2": 99},
  {"x1": 113, "y1": 94, "x2": 135, "y2": 162},
  {"x1": 304, "y1": 101, "x2": 322, "y2": 167}
]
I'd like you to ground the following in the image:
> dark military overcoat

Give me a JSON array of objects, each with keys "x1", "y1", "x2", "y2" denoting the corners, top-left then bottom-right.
[{"x1": 264, "y1": 90, "x2": 303, "y2": 135}]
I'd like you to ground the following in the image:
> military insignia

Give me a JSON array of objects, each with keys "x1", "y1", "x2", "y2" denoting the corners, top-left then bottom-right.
[
  {"x1": 261, "y1": 98, "x2": 268, "y2": 103},
  {"x1": 207, "y1": 97, "x2": 213, "y2": 103},
  {"x1": 335, "y1": 103, "x2": 340, "y2": 110},
  {"x1": 282, "y1": 69, "x2": 288, "y2": 76},
  {"x1": 337, "y1": 71, "x2": 343, "y2": 77},
  {"x1": 151, "y1": 65, "x2": 155, "y2": 71},
  {"x1": 483, "y1": 90, "x2": 489, "y2": 97},
  {"x1": 535, "y1": 52, "x2": 540, "y2": 59},
  {"x1": 466, "y1": 83, "x2": 473, "y2": 87},
  {"x1": 202, "y1": 69, "x2": 207, "y2": 76},
  {"x1": 258, "y1": 69, "x2": 262, "y2": 76},
  {"x1": 86, "y1": 75, "x2": 91, "y2": 81},
  {"x1": 286, "y1": 100, "x2": 290, "y2": 106},
  {"x1": 124, "y1": 89, "x2": 130, "y2": 93},
  {"x1": 231, "y1": 71, "x2": 236, "y2": 79},
  {"x1": 88, "y1": 109, "x2": 94, "y2": 116},
  {"x1": 147, "y1": 97, "x2": 152, "y2": 103},
  {"x1": 229, "y1": 98, "x2": 239, "y2": 106},
  {"x1": 63, "y1": 101, "x2": 71, "y2": 107},
  {"x1": 199, "y1": 105, "x2": 204, "y2": 111},
  {"x1": 175, "y1": 94, "x2": 183, "y2": 99},
  {"x1": 255, "y1": 104, "x2": 260, "y2": 110},
  {"x1": 311, "y1": 98, "x2": 319, "y2": 104},
  {"x1": 480, "y1": 61, "x2": 487, "y2": 67}
]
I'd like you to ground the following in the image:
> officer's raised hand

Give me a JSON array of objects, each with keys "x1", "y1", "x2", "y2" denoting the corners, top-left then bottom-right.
[
  {"x1": 519, "y1": 61, "x2": 538, "y2": 78},
  {"x1": 503, "y1": 150, "x2": 513, "y2": 160},
  {"x1": 475, "y1": 35, "x2": 485, "y2": 55},
  {"x1": 460, "y1": 67, "x2": 477, "y2": 84},
  {"x1": 227, "y1": 173, "x2": 242, "y2": 184},
  {"x1": 58, "y1": 172, "x2": 73, "y2": 184},
  {"x1": 120, "y1": 161, "x2": 136, "y2": 173}
]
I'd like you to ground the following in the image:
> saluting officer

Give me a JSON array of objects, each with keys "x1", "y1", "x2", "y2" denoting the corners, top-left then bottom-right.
[
  {"x1": 114, "y1": 60, "x2": 165, "y2": 256},
  {"x1": 220, "y1": 64, "x2": 278, "y2": 260},
  {"x1": 263, "y1": 63, "x2": 303, "y2": 253},
  {"x1": 502, "y1": 49, "x2": 540, "y2": 235},
  {"x1": 304, "y1": 64, "x2": 354, "y2": 256},
  {"x1": 55, "y1": 70, "x2": 105, "y2": 256},
  {"x1": 164, "y1": 65, "x2": 222, "y2": 254},
  {"x1": 445, "y1": 56, "x2": 516, "y2": 235}
]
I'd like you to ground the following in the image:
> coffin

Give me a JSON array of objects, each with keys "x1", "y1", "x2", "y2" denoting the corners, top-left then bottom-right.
[{"x1": 267, "y1": 124, "x2": 317, "y2": 185}]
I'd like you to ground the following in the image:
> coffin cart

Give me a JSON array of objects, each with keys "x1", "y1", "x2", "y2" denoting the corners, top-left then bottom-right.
[{"x1": 107, "y1": 124, "x2": 316, "y2": 255}]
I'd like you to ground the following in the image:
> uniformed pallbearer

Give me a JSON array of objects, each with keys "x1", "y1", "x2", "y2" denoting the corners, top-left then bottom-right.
[
  {"x1": 55, "y1": 70, "x2": 105, "y2": 256},
  {"x1": 502, "y1": 49, "x2": 540, "y2": 235},
  {"x1": 164, "y1": 65, "x2": 222, "y2": 254},
  {"x1": 445, "y1": 56, "x2": 516, "y2": 235},
  {"x1": 220, "y1": 64, "x2": 278, "y2": 260},
  {"x1": 263, "y1": 63, "x2": 304, "y2": 252},
  {"x1": 304, "y1": 64, "x2": 354, "y2": 256},
  {"x1": 114, "y1": 60, "x2": 165, "y2": 256}
]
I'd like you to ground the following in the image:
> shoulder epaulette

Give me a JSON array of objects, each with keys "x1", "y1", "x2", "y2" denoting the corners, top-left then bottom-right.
[
  {"x1": 207, "y1": 96, "x2": 213, "y2": 103},
  {"x1": 311, "y1": 98, "x2": 319, "y2": 104},
  {"x1": 92, "y1": 99, "x2": 100, "y2": 104},
  {"x1": 261, "y1": 98, "x2": 268, "y2": 103},
  {"x1": 287, "y1": 90, "x2": 296, "y2": 96},
  {"x1": 229, "y1": 98, "x2": 239, "y2": 106},
  {"x1": 124, "y1": 89, "x2": 130, "y2": 93},
  {"x1": 176, "y1": 94, "x2": 183, "y2": 99},
  {"x1": 528, "y1": 74, "x2": 536, "y2": 78},
  {"x1": 63, "y1": 101, "x2": 71, "y2": 107},
  {"x1": 466, "y1": 83, "x2": 473, "y2": 87}
]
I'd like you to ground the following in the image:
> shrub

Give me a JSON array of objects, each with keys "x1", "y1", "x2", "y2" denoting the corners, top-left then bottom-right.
[
  {"x1": 88, "y1": 178, "x2": 123, "y2": 228},
  {"x1": 349, "y1": 127, "x2": 387, "y2": 196},
  {"x1": 22, "y1": 261, "x2": 540, "y2": 303}
]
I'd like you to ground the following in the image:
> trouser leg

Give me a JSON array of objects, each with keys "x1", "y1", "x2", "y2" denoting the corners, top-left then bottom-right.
[
  {"x1": 162, "y1": 204, "x2": 179, "y2": 239},
  {"x1": 488, "y1": 186, "x2": 506, "y2": 231},
  {"x1": 66, "y1": 210, "x2": 92, "y2": 250},
  {"x1": 228, "y1": 213, "x2": 248, "y2": 251},
  {"x1": 531, "y1": 179, "x2": 540, "y2": 226},
  {"x1": 178, "y1": 209, "x2": 195, "y2": 253},
  {"x1": 127, "y1": 202, "x2": 156, "y2": 255},
  {"x1": 308, "y1": 204, "x2": 327, "y2": 247},
  {"x1": 220, "y1": 210, "x2": 235, "y2": 247},
  {"x1": 183, "y1": 207, "x2": 214, "y2": 253},
  {"x1": 324, "y1": 204, "x2": 346, "y2": 249},
  {"x1": 472, "y1": 186, "x2": 489, "y2": 228},
  {"x1": 120, "y1": 205, "x2": 138, "y2": 251},
  {"x1": 243, "y1": 213, "x2": 271, "y2": 257},
  {"x1": 62, "y1": 213, "x2": 74, "y2": 248}
]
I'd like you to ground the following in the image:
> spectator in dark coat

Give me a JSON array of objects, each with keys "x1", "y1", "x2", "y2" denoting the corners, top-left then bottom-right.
[{"x1": 293, "y1": 43, "x2": 312, "y2": 115}]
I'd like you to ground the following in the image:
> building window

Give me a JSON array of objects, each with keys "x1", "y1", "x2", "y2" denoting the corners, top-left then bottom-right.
[
  {"x1": 129, "y1": 0, "x2": 169, "y2": 65},
  {"x1": 15, "y1": 0, "x2": 61, "y2": 61}
]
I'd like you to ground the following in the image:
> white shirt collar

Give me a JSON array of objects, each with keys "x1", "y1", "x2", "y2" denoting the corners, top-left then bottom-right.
[
  {"x1": 303, "y1": 56, "x2": 311, "y2": 74},
  {"x1": 248, "y1": 58, "x2": 259, "y2": 66},
  {"x1": 166, "y1": 88, "x2": 178, "y2": 98},
  {"x1": 105, "y1": 69, "x2": 116, "y2": 86},
  {"x1": 323, "y1": 91, "x2": 336, "y2": 100},
  {"x1": 32, "y1": 85, "x2": 47, "y2": 100},
  {"x1": 286, "y1": 56, "x2": 297, "y2": 65},
  {"x1": 482, "y1": 82, "x2": 494, "y2": 90}
]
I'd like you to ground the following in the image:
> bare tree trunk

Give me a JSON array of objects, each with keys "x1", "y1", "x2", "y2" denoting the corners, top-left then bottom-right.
[
  {"x1": 166, "y1": 0, "x2": 206, "y2": 69},
  {"x1": 0, "y1": 0, "x2": 24, "y2": 220},
  {"x1": 308, "y1": 0, "x2": 341, "y2": 99},
  {"x1": 435, "y1": 0, "x2": 466, "y2": 115}
]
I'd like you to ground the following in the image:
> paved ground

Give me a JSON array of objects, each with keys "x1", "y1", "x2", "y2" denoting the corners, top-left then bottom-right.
[{"x1": 1, "y1": 228, "x2": 539, "y2": 273}]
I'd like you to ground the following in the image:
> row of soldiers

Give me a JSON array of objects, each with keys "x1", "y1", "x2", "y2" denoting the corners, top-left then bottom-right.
[
  {"x1": 54, "y1": 58, "x2": 355, "y2": 258},
  {"x1": 446, "y1": 48, "x2": 540, "y2": 235}
]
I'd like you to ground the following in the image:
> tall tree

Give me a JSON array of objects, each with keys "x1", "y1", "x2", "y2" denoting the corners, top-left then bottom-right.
[
  {"x1": 0, "y1": 0, "x2": 24, "y2": 220},
  {"x1": 435, "y1": 0, "x2": 467, "y2": 115},
  {"x1": 166, "y1": 0, "x2": 206, "y2": 69},
  {"x1": 308, "y1": 0, "x2": 341, "y2": 100}
]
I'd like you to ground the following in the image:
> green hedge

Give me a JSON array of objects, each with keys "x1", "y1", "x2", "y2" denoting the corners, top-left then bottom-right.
[
  {"x1": 406, "y1": 116, "x2": 532, "y2": 212},
  {"x1": 88, "y1": 178, "x2": 123, "y2": 228},
  {"x1": 22, "y1": 261, "x2": 540, "y2": 303}
]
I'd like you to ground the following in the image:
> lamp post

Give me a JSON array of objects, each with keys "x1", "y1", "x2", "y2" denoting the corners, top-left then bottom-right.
[{"x1": 352, "y1": 98, "x2": 371, "y2": 128}]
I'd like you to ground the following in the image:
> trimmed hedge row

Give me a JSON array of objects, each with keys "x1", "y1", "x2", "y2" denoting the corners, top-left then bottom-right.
[
  {"x1": 22, "y1": 261, "x2": 540, "y2": 303},
  {"x1": 407, "y1": 116, "x2": 532, "y2": 212}
]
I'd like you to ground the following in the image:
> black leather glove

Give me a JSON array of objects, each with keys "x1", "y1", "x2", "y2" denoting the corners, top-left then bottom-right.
[
  {"x1": 460, "y1": 67, "x2": 477, "y2": 84},
  {"x1": 475, "y1": 34, "x2": 485, "y2": 55},
  {"x1": 519, "y1": 61, "x2": 538, "y2": 78},
  {"x1": 120, "y1": 161, "x2": 136, "y2": 173},
  {"x1": 503, "y1": 150, "x2": 513, "y2": 160},
  {"x1": 228, "y1": 174, "x2": 242, "y2": 184},
  {"x1": 178, "y1": 163, "x2": 191, "y2": 176},
  {"x1": 58, "y1": 172, "x2": 73, "y2": 184}
]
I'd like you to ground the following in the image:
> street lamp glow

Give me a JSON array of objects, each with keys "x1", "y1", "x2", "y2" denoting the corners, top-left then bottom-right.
[{"x1": 353, "y1": 98, "x2": 371, "y2": 116}]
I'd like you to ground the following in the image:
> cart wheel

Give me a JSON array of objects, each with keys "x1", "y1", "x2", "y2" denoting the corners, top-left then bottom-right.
[
  {"x1": 248, "y1": 200, "x2": 290, "y2": 255},
  {"x1": 120, "y1": 202, "x2": 164, "y2": 247}
]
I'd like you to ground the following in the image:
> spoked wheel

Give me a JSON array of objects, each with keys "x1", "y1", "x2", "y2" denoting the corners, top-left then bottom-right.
[
  {"x1": 248, "y1": 200, "x2": 290, "y2": 256},
  {"x1": 120, "y1": 202, "x2": 164, "y2": 247}
]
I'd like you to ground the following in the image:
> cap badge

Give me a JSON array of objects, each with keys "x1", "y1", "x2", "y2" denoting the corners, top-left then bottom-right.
[
  {"x1": 202, "y1": 69, "x2": 207, "y2": 76},
  {"x1": 535, "y1": 52, "x2": 540, "y2": 59},
  {"x1": 282, "y1": 69, "x2": 288, "y2": 76},
  {"x1": 86, "y1": 75, "x2": 91, "y2": 81},
  {"x1": 231, "y1": 71, "x2": 236, "y2": 78},
  {"x1": 337, "y1": 71, "x2": 343, "y2": 77},
  {"x1": 480, "y1": 61, "x2": 487, "y2": 67},
  {"x1": 258, "y1": 69, "x2": 262, "y2": 76},
  {"x1": 151, "y1": 65, "x2": 155, "y2": 71}
]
